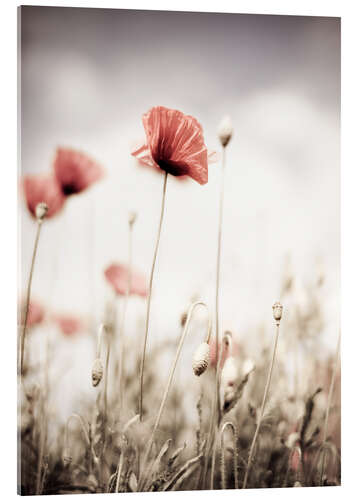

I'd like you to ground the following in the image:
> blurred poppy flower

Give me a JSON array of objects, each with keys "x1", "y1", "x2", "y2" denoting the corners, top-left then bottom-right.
[
  {"x1": 23, "y1": 174, "x2": 66, "y2": 218},
  {"x1": 104, "y1": 263, "x2": 148, "y2": 297},
  {"x1": 209, "y1": 337, "x2": 239, "y2": 368},
  {"x1": 53, "y1": 314, "x2": 83, "y2": 336},
  {"x1": 131, "y1": 106, "x2": 212, "y2": 185},
  {"x1": 20, "y1": 299, "x2": 45, "y2": 327},
  {"x1": 54, "y1": 147, "x2": 103, "y2": 195}
]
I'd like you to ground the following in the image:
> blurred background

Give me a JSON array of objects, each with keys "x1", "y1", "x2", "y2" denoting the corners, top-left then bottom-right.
[{"x1": 19, "y1": 7, "x2": 340, "y2": 422}]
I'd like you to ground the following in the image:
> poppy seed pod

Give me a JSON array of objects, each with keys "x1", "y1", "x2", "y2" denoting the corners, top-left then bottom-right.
[
  {"x1": 272, "y1": 301, "x2": 283, "y2": 322},
  {"x1": 35, "y1": 202, "x2": 49, "y2": 221},
  {"x1": 91, "y1": 358, "x2": 103, "y2": 387},
  {"x1": 218, "y1": 116, "x2": 233, "y2": 147},
  {"x1": 192, "y1": 342, "x2": 210, "y2": 376}
]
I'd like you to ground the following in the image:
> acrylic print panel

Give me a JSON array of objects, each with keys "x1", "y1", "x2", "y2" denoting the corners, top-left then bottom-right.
[{"x1": 18, "y1": 5, "x2": 340, "y2": 495}]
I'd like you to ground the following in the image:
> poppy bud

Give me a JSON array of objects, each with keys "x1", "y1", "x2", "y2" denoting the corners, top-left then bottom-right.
[
  {"x1": 272, "y1": 301, "x2": 283, "y2": 322},
  {"x1": 218, "y1": 116, "x2": 233, "y2": 147},
  {"x1": 192, "y1": 342, "x2": 210, "y2": 376},
  {"x1": 35, "y1": 202, "x2": 48, "y2": 221},
  {"x1": 129, "y1": 211, "x2": 137, "y2": 226},
  {"x1": 92, "y1": 358, "x2": 103, "y2": 387}
]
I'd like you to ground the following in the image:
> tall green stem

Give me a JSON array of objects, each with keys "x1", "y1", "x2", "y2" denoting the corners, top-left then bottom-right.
[
  {"x1": 20, "y1": 219, "x2": 43, "y2": 376},
  {"x1": 139, "y1": 301, "x2": 211, "y2": 490},
  {"x1": 243, "y1": 321, "x2": 281, "y2": 488},
  {"x1": 139, "y1": 172, "x2": 168, "y2": 420}
]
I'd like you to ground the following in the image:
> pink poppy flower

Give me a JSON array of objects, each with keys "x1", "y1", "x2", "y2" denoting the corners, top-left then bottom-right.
[
  {"x1": 104, "y1": 263, "x2": 148, "y2": 297},
  {"x1": 53, "y1": 314, "x2": 83, "y2": 336},
  {"x1": 131, "y1": 106, "x2": 211, "y2": 185},
  {"x1": 23, "y1": 174, "x2": 66, "y2": 218},
  {"x1": 53, "y1": 147, "x2": 104, "y2": 195},
  {"x1": 20, "y1": 299, "x2": 45, "y2": 327}
]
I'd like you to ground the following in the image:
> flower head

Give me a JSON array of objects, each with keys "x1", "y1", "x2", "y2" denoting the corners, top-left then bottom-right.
[
  {"x1": 54, "y1": 147, "x2": 103, "y2": 195},
  {"x1": 131, "y1": 106, "x2": 211, "y2": 185},
  {"x1": 104, "y1": 263, "x2": 148, "y2": 297},
  {"x1": 23, "y1": 174, "x2": 66, "y2": 218},
  {"x1": 53, "y1": 314, "x2": 83, "y2": 336}
]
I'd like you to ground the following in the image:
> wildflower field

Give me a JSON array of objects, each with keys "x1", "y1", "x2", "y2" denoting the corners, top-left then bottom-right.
[{"x1": 18, "y1": 105, "x2": 340, "y2": 495}]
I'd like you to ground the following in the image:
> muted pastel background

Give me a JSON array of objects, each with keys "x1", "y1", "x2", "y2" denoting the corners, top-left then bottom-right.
[{"x1": 19, "y1": 7, "x2": 340, "y2": 420}]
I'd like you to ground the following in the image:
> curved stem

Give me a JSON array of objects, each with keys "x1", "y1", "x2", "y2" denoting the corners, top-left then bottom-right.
[
  {"x1": 139, "y1": 171, "x2": 168, "y2": 421},
  {"x1": 215, "y1": 145, "x2": 226, "y2": 422},
  {"x1": 139, "y1": 300, "x2": 211, "y2": 490},
  {"x1": 320, "y1": 330, "x2": 340, "y2": 485},
  {"x1": 20, "y1": 219, "x2": 43, "y2": 376},
  {"x1": 242, "y1": 321, "x2": 281, "y2": 489},
  {"x1": 220, "y1": 421, "x2": 239, "y2": 489},
  {"x1": 64, "y1": 413, "x2": 91, "y2": 461}
]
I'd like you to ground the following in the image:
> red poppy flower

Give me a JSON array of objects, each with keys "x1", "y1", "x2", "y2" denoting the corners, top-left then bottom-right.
[
  {"x1": 23, "y1": 174, "x2": 66, "y2": 218},
  {"x1": 53, "y1": 147, "x2": 104, "y2": 195},
  {"x1": 53, "y1": 314, "x2": 83, "y2": 336},
  {"x1": 104, "y1": 263, "x2": 148, "y2": 297},
  {"x1": 20, "y1": 299, "x2": 45, "y2": 327},
  {"x1": 131, "y1": 106, "x2": 211, "y2": 185}
]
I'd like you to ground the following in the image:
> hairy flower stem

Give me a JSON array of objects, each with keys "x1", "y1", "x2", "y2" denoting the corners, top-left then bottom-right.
[
  {"x1": 118, "y1": 218, "x2": 133, "y2": 408},
  {"x1": 139, "y1": 171, "x2": 168, "y2": 421},
  {"x1": 215, "y1": 146, "x2": 226, "y2": 422},
  {"x1": 243, "y1": 320, "x2": 281, "y2": 489},
  {"x1": 319, "y1": 330, "x2": 340, "y2": 485},
  {"x1": 220, "y1": 422, "x2": 239, "y2": 489},
  {"x1": 19, "y1": 219, "x2": 43, "y2": 376},
  {"x1": 139, "y1": 301, "x2": 211, "y2": 490}
]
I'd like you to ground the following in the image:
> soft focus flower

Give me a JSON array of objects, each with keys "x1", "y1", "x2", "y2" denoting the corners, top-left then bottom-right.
[
  {"x1": 104, "y1": 263, "x2": 148, "y2": 297},
  {"x1": 131, "y1": 106, "x2": 212, "y2": 184},
  {"x1": 209, "y1": 337, "x2": 239, "y2": 368},
  {"x1": 53, "y1": 314, "x2": 83, "y2": 336},
  {"x1": 54, "y1": 147, "x2": 104, "y2": 195},
  {"x1": 23, "y1": 174, "x2": 66, "y2": 218},
  {"x1": 20, "y1": 299, "x2": 45, "y2": 327}
]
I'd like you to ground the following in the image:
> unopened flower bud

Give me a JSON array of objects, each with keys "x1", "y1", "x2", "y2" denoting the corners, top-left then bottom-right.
[
  {"x1": 35, "y1": 202, "x2": 48, "y2": 221},
  {"x1": 272, "y1": 301, "x2": 283, "y2": 322},
  {"x1": 128, "y1": 211, "x2": 137, "y2": 226},
  {"x1": 192, "y1": 342, "x2": 210, "y2": 376},
  {"x1": 91, "y1": 358, "x2": 103, "y2": 387},
  {"x1": 218, "y1": 116, "x2": 233, "y2": 147}
]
